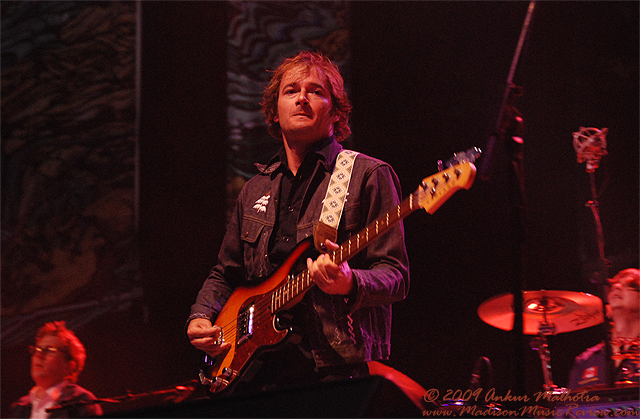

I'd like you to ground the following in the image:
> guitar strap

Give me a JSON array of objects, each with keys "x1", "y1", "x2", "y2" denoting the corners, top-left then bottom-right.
[
  {"x1": 311, "y1": 150, "x2": 361, "y2": 361},
  {"x1": 313, "y1": 149, "x2": 359, "y2": 252}
]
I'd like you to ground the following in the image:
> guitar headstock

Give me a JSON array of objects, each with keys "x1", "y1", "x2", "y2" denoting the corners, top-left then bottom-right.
[
  {"x1": 417, "y1": 147, "x2": 481, "y2": 214},
  {"x1": 437, "y1": 147, "x2": 482, "y2": 172}
]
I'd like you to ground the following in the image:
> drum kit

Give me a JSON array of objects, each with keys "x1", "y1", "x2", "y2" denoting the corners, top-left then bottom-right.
[
  {"x1": 477, "y1": 289, "x2": 639, "y2": 392},
  {"x1": 475, "y1": 126, "x2": 638, "y2": 393}
]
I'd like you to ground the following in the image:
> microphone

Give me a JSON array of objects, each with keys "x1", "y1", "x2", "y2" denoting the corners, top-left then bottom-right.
[{"x1": 573, "y1": 126, "x2": 608, "y2": 173}]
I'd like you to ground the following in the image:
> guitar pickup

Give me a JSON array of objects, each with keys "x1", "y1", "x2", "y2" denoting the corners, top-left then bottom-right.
[{"x1": 236, "y1": 305, "x2": 254, "y2": 345}]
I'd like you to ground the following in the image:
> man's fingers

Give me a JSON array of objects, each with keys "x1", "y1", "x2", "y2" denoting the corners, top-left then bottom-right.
[
  {"x1": 324, "y1": 239, "x2": 339, "y2": 250},
  {"x1": 188, "y1": 324, "x2": 222, "y2": 341}
]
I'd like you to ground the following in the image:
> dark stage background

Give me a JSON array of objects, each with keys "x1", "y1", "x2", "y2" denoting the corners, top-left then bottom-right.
[{"x1": 2, "y1": 1, "x2": 638, "y2": 416}]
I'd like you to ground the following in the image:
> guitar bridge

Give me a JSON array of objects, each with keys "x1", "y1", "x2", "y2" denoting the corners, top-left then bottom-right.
[{"x1": 236, "y1": 305, "x2": 254, "y2": 345}]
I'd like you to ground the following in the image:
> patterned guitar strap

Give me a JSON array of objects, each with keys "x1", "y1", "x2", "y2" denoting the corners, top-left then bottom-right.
[
  {"x1": 313, "y1": 149, "x2": 359, "y2": 252},
  {"x1": 311, "y1": 149, "x2": 362, "y2": 363}
]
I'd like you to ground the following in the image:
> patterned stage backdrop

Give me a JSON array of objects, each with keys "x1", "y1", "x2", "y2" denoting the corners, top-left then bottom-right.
[
  {"x1": 225, "y1": 0, "x2": 351, "y2": 215},
  {"x1": 1, "y1": 1, "x2": 140, "y2": 346}
]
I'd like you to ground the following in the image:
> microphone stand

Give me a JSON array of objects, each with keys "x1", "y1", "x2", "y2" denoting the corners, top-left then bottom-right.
[
  {"x1": 573, "y1": 127, "x2": 614, "y2": 388},
  {"x1": 478, "y1": 1, "x2": 536, "y2": 397},
  {"x1": 588, "y1": 173, "x2": 615, "y2": 389}
]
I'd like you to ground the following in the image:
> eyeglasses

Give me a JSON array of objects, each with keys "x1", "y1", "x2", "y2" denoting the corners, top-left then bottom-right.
[{"x1": 29, "y1": 345, "x2": 69, "y2": 357}]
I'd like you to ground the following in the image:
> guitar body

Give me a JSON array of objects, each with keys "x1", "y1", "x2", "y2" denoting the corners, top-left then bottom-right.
[{"x1": 202, "y1": 239, "x2": 313, "y2": 392}]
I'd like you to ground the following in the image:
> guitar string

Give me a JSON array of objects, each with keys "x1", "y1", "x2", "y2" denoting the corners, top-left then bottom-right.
[
  {"x1": 215, "y1": 197, "x2": 418, "y2": 344},
  {"x1": 205, "y1": 167, "x2": 471, "y2": 379},
  {"x1": 217, "y1": 269, "x2": 315, "y2": 343},
  {"x1": 216, "y1": 226, "x2": 377, "y2": 343},
  {"x1": 203, "y1": 167, "x2": 472, "y2": 378},
  {"x1": 206, "y1": 174, "x2": 461, "y2": 376},
  {"x1": 213, "y1": 185, "x2": 432, "y2": 346}
]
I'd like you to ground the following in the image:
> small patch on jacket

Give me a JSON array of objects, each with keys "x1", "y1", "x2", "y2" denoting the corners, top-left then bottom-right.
[{"x1": 253, "y1": 193, "x2": 270, "y2": 213}]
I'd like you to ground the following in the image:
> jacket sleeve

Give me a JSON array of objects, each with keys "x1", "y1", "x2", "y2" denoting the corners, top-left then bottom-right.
[
  {"x1": 347, "y1": 161, "x2": 410, "y2": 312},
  {"x1": 188, "y1": 193, "x2": 244, "y2": 324}
]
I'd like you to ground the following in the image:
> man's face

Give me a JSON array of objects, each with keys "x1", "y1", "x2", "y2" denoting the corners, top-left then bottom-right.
[
  {"x1": 608, "y1": 280, "x2": 640, "y2": 314},
  {"x1": 274, "y1": 66, "x2": 338, "y2": 147},
  {"x1": 31, "y1": 335, "x2": 74, "y2": 389}
]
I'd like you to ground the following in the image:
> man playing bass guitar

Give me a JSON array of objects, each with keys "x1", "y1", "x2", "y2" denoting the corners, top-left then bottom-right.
[{"x1": 187, "y1": 50, "x2": 410, "y2": 394}]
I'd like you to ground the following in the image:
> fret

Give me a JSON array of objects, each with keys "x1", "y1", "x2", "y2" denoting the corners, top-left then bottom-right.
[
  {"x1": 311, "y1": 194, "x2": 438, "y2": 278},
  {"x1": 273, "y1": 289, "x2": 276, "y2": 311},
  {"x1": 202, "y1": 158, "x2": 478, "y2": 394}
]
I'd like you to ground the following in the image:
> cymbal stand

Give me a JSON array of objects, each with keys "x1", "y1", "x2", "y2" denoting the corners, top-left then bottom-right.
[
  {"x1": 528, "y1": 297, "x2": 567, "y2": 394},
  {"x1": 530, "y1": 326, "x2": 560, "y2": 393}
]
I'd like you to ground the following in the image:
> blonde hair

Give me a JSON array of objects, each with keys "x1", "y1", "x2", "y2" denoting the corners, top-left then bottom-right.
[{"x1": 36, "y1": 321, "x2": 86, "y2": 383}]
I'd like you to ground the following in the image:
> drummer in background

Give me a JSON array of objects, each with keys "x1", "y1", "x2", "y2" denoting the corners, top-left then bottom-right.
[{"x1": 568, "y1": 268, "x2": 640, "y2": 389}]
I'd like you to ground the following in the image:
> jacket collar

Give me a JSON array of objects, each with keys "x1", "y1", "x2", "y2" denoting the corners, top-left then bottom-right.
[{"x1": 255, "y1": 136, "x2": 343, "y2": 175}]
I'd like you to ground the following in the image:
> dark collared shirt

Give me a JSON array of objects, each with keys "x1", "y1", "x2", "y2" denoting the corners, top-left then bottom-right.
[{"x1": 268, "y1": 145, "x2": 322, "y2": 268}]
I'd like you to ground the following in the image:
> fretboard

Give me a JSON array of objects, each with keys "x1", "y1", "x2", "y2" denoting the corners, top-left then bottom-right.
[{"x1": 270, "y1": 191, "x2": 421, "y2": 312}]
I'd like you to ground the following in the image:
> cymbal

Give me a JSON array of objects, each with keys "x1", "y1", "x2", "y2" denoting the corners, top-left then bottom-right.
[{"x1": 478, "y1": 290, "x2": 604, "y2": 335}]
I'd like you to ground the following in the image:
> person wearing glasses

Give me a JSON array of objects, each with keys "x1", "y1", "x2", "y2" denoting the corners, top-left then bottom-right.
[
  {"x1": 568, "y1": 268, "x2": 640, "y2": 389},
  {"x1": 10, "y1": 321, "x2": 103, "y2": 418}
]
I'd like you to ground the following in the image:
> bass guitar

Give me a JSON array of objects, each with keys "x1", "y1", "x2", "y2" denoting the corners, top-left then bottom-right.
[{"x1": 199, "y1": 148, "x2": 481, "y2": 393}]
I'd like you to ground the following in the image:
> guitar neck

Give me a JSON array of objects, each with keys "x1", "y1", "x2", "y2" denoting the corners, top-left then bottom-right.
[
  {"x1": 271, "y1": 191, "x2": 420, "y2": 312},
  {"x1": 333, "y1": 193, "x2": 419, "y2": 266},
  {"x1": 271, "y1": 158, "x2": 478, "y2": 313}
]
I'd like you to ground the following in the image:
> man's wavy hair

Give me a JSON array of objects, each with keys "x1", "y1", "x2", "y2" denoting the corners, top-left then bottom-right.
[
  {"x1": 261, "y1": 51, "x2": 352, "y2": 142},
  {"x1": 36, "y1": 321, "x2": 86, "y2": 383}
]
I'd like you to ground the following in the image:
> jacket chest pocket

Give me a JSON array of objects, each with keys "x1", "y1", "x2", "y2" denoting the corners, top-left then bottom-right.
[
  {"x1": 241, "y1": 217, "x2": 269, "y2": 280},
  {"x1": 342, "y1": 202, "x2": 362, "y2": 235}
]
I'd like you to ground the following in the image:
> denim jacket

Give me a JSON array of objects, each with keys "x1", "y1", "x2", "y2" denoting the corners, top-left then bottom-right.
[{"x1": 190, "y1": 138, "x2": 410, "y2": 366}]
